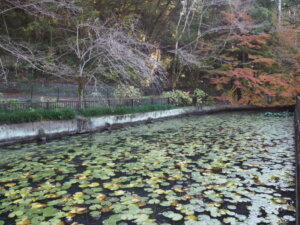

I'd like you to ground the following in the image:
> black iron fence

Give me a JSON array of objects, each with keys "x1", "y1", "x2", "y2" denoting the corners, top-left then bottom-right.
[
  {"x1": 0, "y1": 97, "x2": 170, "y2": 113},
  {"x1": 0, "y1": 83, "x2": 163, "y2": 101},
  {"x1": 295, "y1": 94, "x2": 300, "y2": 225}
]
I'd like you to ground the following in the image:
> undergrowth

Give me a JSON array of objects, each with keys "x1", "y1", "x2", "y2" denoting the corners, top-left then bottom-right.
[{"x1": 0, "y1": 104, "x2": 174, "y2": 124}]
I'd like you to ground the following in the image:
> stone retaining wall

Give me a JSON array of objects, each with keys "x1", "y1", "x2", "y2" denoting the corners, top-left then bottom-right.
[{"x1": 0, "y1": 104, "x2": 293, "y2": 146}]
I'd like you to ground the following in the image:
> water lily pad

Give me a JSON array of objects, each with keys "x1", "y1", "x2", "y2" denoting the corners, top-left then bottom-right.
[{"x1": 162, "y1": 211, "x2": 183, "y2": 221}]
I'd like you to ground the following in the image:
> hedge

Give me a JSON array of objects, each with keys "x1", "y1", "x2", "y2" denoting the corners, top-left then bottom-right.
[{"x1": 0, "y1": 104, "x2": 174, "y2": 124}]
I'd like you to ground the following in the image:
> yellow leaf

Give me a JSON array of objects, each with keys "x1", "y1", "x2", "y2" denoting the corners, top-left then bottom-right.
[
  {"x1": 73, "y1": 192, "x2": 84, "y2": 200},
  {"x1": 176, "y1": 204, "x2": 183, "y2": 210},
  {"x1": 66, "y1": 213, "x2": 75, "y2": 219},
  {"x1": 114, "y1": 190, "x2": 125, "y2": 196},
  {"x1": 174, "y1": 187, "x2": 184, "y2": 193},
  {"x1": 101, "y1": 206, "x2": 111, "y2": 213},
  {"x1": 137, "y1": 202, "x2": 146, "y2": 207},
  {"x1": 89, "y1": 182, "x2": 100, "y2": 187},
  {"x1": 183, "y1": 194, "x2": 192, "y2": 200},
  {"x1": 70, "y1": 207, "x2": 87, "y2": 214},
  {"x1": 5, "y1": 190, "x2": 17, "y2": 197},
  {"x1": 16, "y1": 218, "x2": 30, "y2": 225},
  {"x1": 103, "y1": 183, "x2": 121, "y2": 189},
  {"x1": 103, "y1": 183, "x2": 112, "y2": 188},
  {"x1": 45, "y1": 194, "x2": 60, "y2": 198},
  {"x1": 5, "y1": 183, "x2": 16, "y2": 187},
  {"x1": 31, "y1": 202, "x2": 47, "y2": 209},
  {"x1": 96, "y1": 194, "x2": 106, "y2": 201},
  {"x1": 185, "y1": 215, "x2": 197, "y2": 221},
  {"x1": 170, "y1": 200, "x2": 178, "y2": 206},
  {"x1": 13, "y1": 199, "x2": 22, "y2": 204},
  {"x1": 154, "y1": 189, "x2": 165, "y2": 194}
]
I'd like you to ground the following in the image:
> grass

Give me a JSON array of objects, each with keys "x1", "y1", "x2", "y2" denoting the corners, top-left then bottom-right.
[
  {"x1": 0, "y1": 104, "x2": 174, "y2": 124},
  {"x1": 79, "y1": 104, "x2": 174, "y2": 117},
  {"x1": 0, "y1": 108, "x2": 77, "y2": 124}
]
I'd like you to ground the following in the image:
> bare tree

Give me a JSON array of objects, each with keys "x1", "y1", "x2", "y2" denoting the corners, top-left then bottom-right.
[
  {"x1": 0, "y1": 0, "x2": 82, "y2": 18},
  {"x1": 169, "y1": 0, "x2": 264, "y2": 88},
  {"x1": 60, "y1": 21, "x2": 161, "y2": 106},
  {"x1": 0, "y1": 58, "x2": 8, "y2": 83},
  {"x1": 277, "y1": 0, "x2": 282, "y2": 24},
  {"x1": 169, "y1": 0, "x2": 233, "y2": 88},
  {"x1": 0, "y1": 20, "x2": 161, "y2": 106},
  {"x1": 0, "y1": 1, "x2": 162, "y2": 105}
]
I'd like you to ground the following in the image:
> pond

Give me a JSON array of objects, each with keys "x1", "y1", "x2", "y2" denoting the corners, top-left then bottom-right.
[{"x1": 0, "y1": 113, "x2": 296, "y2": 225}]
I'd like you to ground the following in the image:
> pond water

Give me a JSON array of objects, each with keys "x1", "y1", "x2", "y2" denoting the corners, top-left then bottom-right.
[{"x1": 0, "y1": 113, "x2": 296, "y2": 225}]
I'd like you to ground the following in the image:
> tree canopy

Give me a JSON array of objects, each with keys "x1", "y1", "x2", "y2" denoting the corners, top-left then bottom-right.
[{"x1": 0, "y1": 0, "x2": 299, "y2": 105}]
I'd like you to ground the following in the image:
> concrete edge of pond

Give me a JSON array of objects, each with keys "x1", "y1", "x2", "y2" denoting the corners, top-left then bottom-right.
[
  {"x1": 294, "y1": 97, "x2": 300, "y2": 225},
  {"x1": 0, "y1": 104, "x2": 294, "y2": 147}
]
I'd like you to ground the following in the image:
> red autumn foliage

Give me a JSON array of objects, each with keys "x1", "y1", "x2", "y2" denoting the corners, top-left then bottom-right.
[{"x1": 207, "y1": 7, "x2": 300, "y2": 106}]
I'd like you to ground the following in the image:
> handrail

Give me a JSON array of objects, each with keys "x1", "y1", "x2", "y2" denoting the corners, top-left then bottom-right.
[{"x1": 295, "y1": 94, "x2": 300, "y2": 225}]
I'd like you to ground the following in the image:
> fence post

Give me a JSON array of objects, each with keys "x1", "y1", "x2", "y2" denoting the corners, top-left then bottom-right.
[
  {"x1": 57, "y1": 88, "x2": 60, "y2": 102},
  {"x1": 107, "y1": 99, "x2": 111, "y2": 107},
  {"x1": 167, "y1": 97, "x2": 170, "y2": 105},
  {"x1": 131, "y1": 99, "x2": 134, "y2": 107},
  {"x1": 151, "y1": 98, "x2": 154, "y2": 105},
  {"x1": 30, "y1": 86, "x2": 33, "y2": 101},
  {"x1": 46, "y1": 102, "x2": 49, "y2": 109},
  {"x1": 193, "y1": 96, "x2": 197, "y2": 106}
]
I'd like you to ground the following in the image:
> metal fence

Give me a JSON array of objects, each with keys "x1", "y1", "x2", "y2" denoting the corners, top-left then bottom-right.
[
  {"x1": 0, "y1": 83, "x2": 163, "y2": 101},
  {"x1": 0, "y1": 97, "x2": 170, "y2": 113},
  {"x1": 295, "y1": 94, "x2": 300, "y2": 225}
]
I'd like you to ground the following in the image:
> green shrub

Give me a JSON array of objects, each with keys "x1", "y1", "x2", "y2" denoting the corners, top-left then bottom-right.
[
  {"x1": 0, "y1": 108, "x2": 76, "y2": 124},
  {"x1": 162, "y1": 90, "x2": 192, "y2": 106},
  {"x1": 203, "y1": 96, "x2": 216, "y2": 106},
  {"x1": 79, "y1": 107, "x2": 112, "y2": 117},
  {"x1": 6, "y1": 99, "x2": 19, "y2": 103},
  {"x1": 114, "y1": 85, "x2": 142, "y2": 99},
  {"x1": 80, "y1": 104, "x2": 173, "y2": 117},
  {"x1": 0, "y1": 104, "x2": 174, "y2": 124},
  {"x1": 193, "y1": 89, "x2": 207, "y2": 104}
]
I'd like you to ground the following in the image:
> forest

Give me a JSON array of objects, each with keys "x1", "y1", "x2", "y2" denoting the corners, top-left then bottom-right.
[{"x1": 0, "y1": 0, "x2": 299, "y2": 106}]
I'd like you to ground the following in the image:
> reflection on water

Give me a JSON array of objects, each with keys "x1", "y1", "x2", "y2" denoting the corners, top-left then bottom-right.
[{"x1": 0, "y1": 113, "x2": 295, "y2": 225}]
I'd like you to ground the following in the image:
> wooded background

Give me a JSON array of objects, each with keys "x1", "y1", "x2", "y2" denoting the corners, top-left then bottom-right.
[{"x1": 0, "y1": 0, "x2": 299, "y2": 105}]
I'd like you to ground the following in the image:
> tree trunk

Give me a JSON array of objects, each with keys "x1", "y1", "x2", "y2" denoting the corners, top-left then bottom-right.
[
  {"x1": 170, "y1": 54, "x2": 181, "y2": 89},
  {"x1": 78, "y1": 82, "x2": 85, "y2": 109},
  {"x1": 278, "y1": 0, "x2": 282, "y2": 24}
]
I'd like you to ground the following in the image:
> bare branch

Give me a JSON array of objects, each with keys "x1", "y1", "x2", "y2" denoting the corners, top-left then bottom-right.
[{"x1": 1, "y1": 0, "x2": 82, "y2": 18}]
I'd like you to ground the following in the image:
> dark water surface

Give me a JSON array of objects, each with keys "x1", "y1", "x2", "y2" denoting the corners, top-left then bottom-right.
[{"x1": 0, "y1": 113, "x2": 296, "y2": 225}]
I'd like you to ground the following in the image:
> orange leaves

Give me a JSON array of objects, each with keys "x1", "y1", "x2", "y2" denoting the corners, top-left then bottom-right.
[
  {"x1": 233, "y1": 80, "x2": 244, "y2": 89},
  {"x1": 207, "y1": 5, "x2": 299, "y2": 106},
  {"x1": 222, "y1": 11, "x2": 254, "y2": 30},
  {"x1": 253, "y1": 58, "x2": 274, "y2": 66},
  {"x1": 229, "y1": 68, "x2": 260, "y2": 84},
  {"x1": 210, "y1": 77, "x2": 230, "y2": 84},
  {"x1": 209, "y1": 68, "x2": 298, "y2": 105},
  {"x1": 275, "y1": 25, "x2": 300, "y2": 73},
  {"x1": 234, "y1": 33, "x2": 269, "y2": 49}
]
